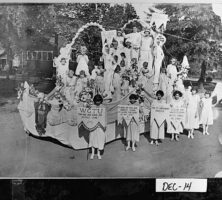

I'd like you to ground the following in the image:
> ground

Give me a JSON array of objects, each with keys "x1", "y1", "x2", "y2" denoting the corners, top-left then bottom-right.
[{"x1": 0, "y1": 78, "x2": 222, "y2": 177}]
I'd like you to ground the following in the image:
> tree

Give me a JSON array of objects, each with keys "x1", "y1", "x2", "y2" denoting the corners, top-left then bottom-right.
[
  {"x1": 154, "y1": 4, "x2": 222, "y2": 87},
  {"x1": 55, "y1": 3, "x2": 138, "y2": 64}
]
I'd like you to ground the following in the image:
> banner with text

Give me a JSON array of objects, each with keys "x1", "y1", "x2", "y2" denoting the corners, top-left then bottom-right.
[
  {"x1": 118, "y1": 105, "x2": 139, "y2": 126},
  {"x1": 77, "y1": 106, "x2": 106, "y2": 132},
  {"x1": 151, "y1": 103, "x2": 170, "y2": 127},
  {"x1": 168, "y1": 107, "x2": 186, "y2": 129}
]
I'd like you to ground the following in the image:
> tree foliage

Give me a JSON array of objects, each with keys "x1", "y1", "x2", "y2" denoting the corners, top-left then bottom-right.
[
  {"x1": 154, "y1": 4, "x2": 222, "y2": 78},
  {"x1": 0, "y1": 3, "x2": 138, "y2": 68}
]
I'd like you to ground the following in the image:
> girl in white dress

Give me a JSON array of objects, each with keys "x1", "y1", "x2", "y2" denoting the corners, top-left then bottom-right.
[
  {"x1": 125, "y1": 94, "x2": 140, "y2": 152},
  {"x1": 76, "y1": 46, "x2": 90, "y2": 76},
  {"x1": 115, "y1": 30, "x2": 125, "y2": 51},
  {"x1": 56, "y1": 57, "x2": 69, "y2": 84},
  {"x1": 199, "y1": 91, "x2": 214, "y2": 135},
  {"x1": 64, "y1": 69, "x2": 77, "y2": 104},
  {"x1": 124, "y1": 40, "x2": 132, "y2": 68},
  {"x1": 102, "y1": 44, "x2": 115, "y2": 99},
  {"x1": 89, "y1": 94, "x2": 106, "y2": 160},
  {"x1": 167, "y1": 90, "x2": 185, "y2": 141},
  {"x1": 150, "y1": 90, "x2": 166, "y2": 146},
  {"x1": 185, "y1": 87, "x2": 200, "y2": 139},
  {"x1": 112, "y1": 65, "x2": 122, "y2": 101},
  {"x1": 74, "y1": 70, "x2": 88, "y2": 100}
]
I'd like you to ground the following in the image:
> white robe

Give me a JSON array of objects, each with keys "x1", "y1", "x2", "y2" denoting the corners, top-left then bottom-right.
[
  {"x1": 76, "y1": 55, "x2": 89, "y2": 76},
  {"x1": 153, "y1": 45, "x2": 164, "y2": 84},
  {"x1": 139, "y1": 36, "x2": 153, "y2": 71}
]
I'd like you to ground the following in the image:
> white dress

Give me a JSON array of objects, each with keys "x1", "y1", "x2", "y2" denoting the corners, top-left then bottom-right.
[
  {"x1": 89, "y1": 105, "x2": 106, "y2": 150},
  {"x1": 167, "y1": 99, "x2": 184, "y2": 134},
  {"x1": 199, "y1": 98, "x2": 213, "y2": 125},
  {"x1": 150, "y1": 99, "x2": 166, "y2": 140},
  {"x1": 64, "y1": 76, "x2": 77, "y2": 103},
  {"x1": 89, "y1": 127, "x2": 106, "y2": 150},
  {"x1": 153, "y1": 45, "x2": 164, "y2": 84},
  {"x1": 115, "y1": 36, "x2": 125, "y2": 51},
  {"x1": 185, "y1": 94, "x2": 200, "y2": 129},
  {"x1": 139, "y1": 36, "x2": 153, "y2": 71},
  {"x1": 167, "y1": 64, "x2": 178, "y2": 84},
  {"x1": 76, "y1": 55, "x2": 89, "y2": 76},
  {"x1": 56, "y1": 63, "x2": 69, "y2": 84}
]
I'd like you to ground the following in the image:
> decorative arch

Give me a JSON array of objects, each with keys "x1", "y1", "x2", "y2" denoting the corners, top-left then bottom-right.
[
  {"x1": 54, "y1": 22, "x2": 106, "y2": 64},
  {"x1": 70, "y1": 22, "x2": 106, "y2": 48}
]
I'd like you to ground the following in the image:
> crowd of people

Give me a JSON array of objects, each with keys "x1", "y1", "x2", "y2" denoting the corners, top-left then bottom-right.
[{"x1": 17, "y1": 25, "x2": 214, "y2": 160}]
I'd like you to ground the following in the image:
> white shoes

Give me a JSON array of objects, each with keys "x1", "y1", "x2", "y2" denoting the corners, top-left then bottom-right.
[
  {"x1": 175, "y1": 135, "x2": 179, "y2": 141},
  {"x1": 90, "y1": 154, "x2": 102, "y2": 160},
  {"x1": 90, "y1": 154, "x2": 94, "y2": 160},
  {"x1": 126, "y1": 146, "x2": 131, "y2": 151},
  {"x1": 132, "y1": 146, "x2": 136, "y2": 152}
]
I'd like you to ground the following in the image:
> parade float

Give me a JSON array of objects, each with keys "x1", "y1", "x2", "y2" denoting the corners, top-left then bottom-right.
[{"x1": 17, "y1": 11, "x2": 202, "y2": 150}]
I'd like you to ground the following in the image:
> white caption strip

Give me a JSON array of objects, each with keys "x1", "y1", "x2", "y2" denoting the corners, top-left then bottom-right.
[{"x1": 156, "y1": 179, "x2": 207, "y2": 192}]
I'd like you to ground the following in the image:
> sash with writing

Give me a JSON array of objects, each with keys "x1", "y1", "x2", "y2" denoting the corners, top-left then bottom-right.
[
  {"x1": 77, "y1": 106, "x2": 106, "y2": 132},
  {"x1": 151, "y1": 103, "x2": 170, "y2": 128},
  {"x1": 118, "y1": 105, "x2": 139, "y2": 126},
  {"x1": 168, "y1": 107, "x2": 186, "y2": 130}
]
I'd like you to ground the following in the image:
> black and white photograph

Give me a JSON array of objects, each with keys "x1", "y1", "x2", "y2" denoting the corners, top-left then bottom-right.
[{"x1": 0, "y1": 1, "x2": 222, "y2": 178}]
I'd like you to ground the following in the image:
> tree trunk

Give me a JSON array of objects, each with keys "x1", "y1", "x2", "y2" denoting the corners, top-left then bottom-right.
[
  {"x1": 198, "y1": 60, "x2": 207, "y2": 92},
  {"x1": 54, "y1": 32, "x2": 59, "y2": 57}
]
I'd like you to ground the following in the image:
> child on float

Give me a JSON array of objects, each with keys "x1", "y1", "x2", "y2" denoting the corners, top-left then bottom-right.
[
  {"x1": 150, "y1": 90, "x2": 166, "y2": 145},
  {"x1": 64, "y1": 69, "x2": 77, "y2": 104},
  {"x1": 94, "y1": 68, "x2": 105, "y2": 96},
  {"x1": 124, "y1": 39, "x2": 132, "y2": 67},
  {"x1": 121, "y1": 74, "x2": 130, "y2": 96},
  {"x1": 158, "y1": 67, "x2": 170, "y2": 102},
  {"x1": 167, "y1": 90, "x2": 185, "y2": 141},
  {"x1": 175, "y1": 74, "x2": 185, "y2": 94},
  {"x1": 184, "y1": 87, "x2": 200, "y2": 139},
  {"x1": 112, "y1": 65, "x2": 122, "y2": 101},
  {"x1": 76, "y1": 45, "x2": 90, "y2": 76},
  {"x1": 115, "y1": 29, "x2": 125, "y2": 51},
  {"x1": 138, "y1": 62, "x2": 154, "y2": 95},
  {"x1": 56, "y1": 57, "x2": 69, "y2": 84},
  {"x1": 199, "y1": 91, "x2": 214, "y2": 135},
  {"x1": 89, "y1": 94, "x2": 106, "y2": 160},
  {"x1": 125, "y1": 94, "x2": 140, "y2": 152},
  {"x1": 74, "y1": 70, "x2": 88, "y2": 100},
  {"x1": 119, "y1": 52, "x2": 128, "y2": 74},
  {"x1": 103, "y1": 55, "x2": 118, "y2": 100}
]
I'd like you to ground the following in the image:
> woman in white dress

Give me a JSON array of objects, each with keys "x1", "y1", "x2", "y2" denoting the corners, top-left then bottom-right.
[
  {"x1": 184, "y1": 87, "x2": 200, "y2": 139},
  {"x1": 167, "y1": 90, "x2": 185, "y2": 141},
  {"x1": 102, "y1": 44, "x2": 115, "y2": 98},
  {"x1": 199, "y1": 91, "x2": 214, "y2": 135},
  {"x1": 150, "y1": 90, "x2": 166, "y2": 146},
  {"x1": 89, "y1": 94, "x2": 106, "y2": 160},
  {"x1": 76, "y1": 46, "x2": 90, "y2": 76},
  {"x1": 125, "y1": 94, "x2": 140, "y2": 152}
]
